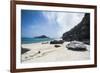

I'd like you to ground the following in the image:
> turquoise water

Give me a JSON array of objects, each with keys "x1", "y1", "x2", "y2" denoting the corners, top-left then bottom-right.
[{"x1": 21, "y1": 38, "x2": 53, "y2": 44}]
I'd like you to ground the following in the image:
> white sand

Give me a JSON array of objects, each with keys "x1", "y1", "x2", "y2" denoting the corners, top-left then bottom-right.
[{"x1": 21, "y1": 42, "x2": 90, "y2": 63}]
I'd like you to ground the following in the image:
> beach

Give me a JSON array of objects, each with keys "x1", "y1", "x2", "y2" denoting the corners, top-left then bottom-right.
[{"x1": 21, "y1": 41, "x2": 90, "y2": 63}]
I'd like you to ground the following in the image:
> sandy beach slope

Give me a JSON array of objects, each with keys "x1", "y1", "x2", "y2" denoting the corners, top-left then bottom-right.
[{"x1": 21, "y1": 42, "x2": 90, "y2": 63}]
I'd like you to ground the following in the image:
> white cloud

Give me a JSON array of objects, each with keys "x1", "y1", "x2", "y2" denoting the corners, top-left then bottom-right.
[
  {"x1": 42, "y1": 11, "x2": 85, "y2": 38},
  {"x1": 56, "y1": 12, "x2": 85, "y2": 34}
]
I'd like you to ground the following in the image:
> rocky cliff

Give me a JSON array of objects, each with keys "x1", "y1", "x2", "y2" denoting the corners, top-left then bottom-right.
[{"x1": 62, "y1": 13, "x2": 90, "y2": 44}]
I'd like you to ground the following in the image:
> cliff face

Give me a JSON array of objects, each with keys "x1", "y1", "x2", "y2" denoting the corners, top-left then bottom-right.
[{"x1": 62, "y1": 13, "x2": 90, "y2": 44}]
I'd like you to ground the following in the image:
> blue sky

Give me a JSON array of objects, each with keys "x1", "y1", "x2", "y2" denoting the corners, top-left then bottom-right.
[{"x1": 21, "y1": 10, "x2": 85, "y2": 38}]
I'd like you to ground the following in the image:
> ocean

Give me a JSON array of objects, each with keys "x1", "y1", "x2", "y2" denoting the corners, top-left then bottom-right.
[{"x1": 21, "y1": 38, "x2": 53, "y2": 44}]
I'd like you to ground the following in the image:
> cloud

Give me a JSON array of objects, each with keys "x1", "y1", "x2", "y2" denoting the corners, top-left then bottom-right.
[
  {"x1": 42, "y1": 11, "x2": 85, "y2": 38},
  {"x1": 22, "y1": 11, "x2": 85, "y2": 38}
]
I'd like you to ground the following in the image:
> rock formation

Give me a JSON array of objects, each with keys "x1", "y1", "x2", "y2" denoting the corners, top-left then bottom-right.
[
  {"x1": 66, "y1": 41, "x2": 87, "y2": 51},
  {"x1": 62, "y1": 13, "x2": 90, "y2": 44},
  {"x1": 50, "y1": 40, "x2": 64, "y2": 44},
  {"x1": 21, "y1": 47, "x2": 30, "y2": 54}
]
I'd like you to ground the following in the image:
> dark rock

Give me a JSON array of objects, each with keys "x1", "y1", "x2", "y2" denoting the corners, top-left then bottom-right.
[
  {"x1": 21, "y1": 47, "x2": 30, "y2": 54},
  {"x1": 38, "y1": 51, "x2": 41, "y2": 53},
  {"x1": 82, "y1": 40, "x2": 90, "y2": 45},
  {"x1": 62, "y1": 13, "x2": 90, "y2": 45},
  {"x1": 68, "y1": 47, "x2": 87, "y2": 51},
  {"x1": 66, "y1": 41, "x2": 87, "y2": 51},
  {"x1": 42, "y1": 42, "x2": 48, "y2": 44},
  {"x1": 50, "y1": 40, "x2": 64, "y2": 44},
  {"x1": 54, "y1": 45, "x2": 61, "y2": 48}
]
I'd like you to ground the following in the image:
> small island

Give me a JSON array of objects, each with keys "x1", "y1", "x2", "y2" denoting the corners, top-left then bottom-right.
[{"x1": 34, "y1": 35, "x2": 49, "y2": 38}]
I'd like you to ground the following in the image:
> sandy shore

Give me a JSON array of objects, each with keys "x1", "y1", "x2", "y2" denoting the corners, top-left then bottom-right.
[{"x1": 21, "y1": 41, "x2": 90, "y2": 63}]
